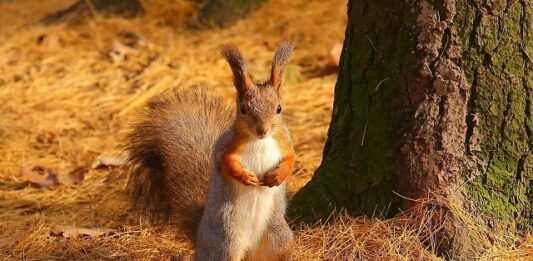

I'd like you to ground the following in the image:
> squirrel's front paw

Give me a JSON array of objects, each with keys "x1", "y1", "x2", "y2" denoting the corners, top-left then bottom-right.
[
  {"x1": 261, "y1": 169, "x2": 288, "y2": 187},
  {"x1": 235, "y1": 170, "x2": 260, "y2": 186}
]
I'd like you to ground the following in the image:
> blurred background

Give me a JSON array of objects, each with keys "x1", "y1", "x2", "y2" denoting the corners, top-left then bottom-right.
[{"x1": 0, "y1": 0, "x2": 346, "y2": 259}]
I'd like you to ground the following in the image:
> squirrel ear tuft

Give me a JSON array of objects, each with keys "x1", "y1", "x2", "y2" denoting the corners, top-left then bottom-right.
[
  {"x1": 220, "y1": 44, "x2": 253, "y2": 95},
  {"x1": 270, "y1": 41, "x2": 294, "y2": 92}
]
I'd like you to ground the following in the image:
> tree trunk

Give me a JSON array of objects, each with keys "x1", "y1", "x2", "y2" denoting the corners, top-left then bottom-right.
[
  {"x1": 195, "y1": 0, "x2": 267, "y2": 27},
  {"x1": 42, "y1": 0, "x2": 262, "y2": 28},
  {"x1": 290, "y1": 0, "x2": 531, "y2": 257},
  {"x1": 42, "y1": 0, "x2": 144, "y2": 24}
]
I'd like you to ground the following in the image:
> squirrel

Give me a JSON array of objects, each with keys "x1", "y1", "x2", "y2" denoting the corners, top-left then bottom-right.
[{"x1": 126, "y1": 41, "x2": 296, "y2": 261}]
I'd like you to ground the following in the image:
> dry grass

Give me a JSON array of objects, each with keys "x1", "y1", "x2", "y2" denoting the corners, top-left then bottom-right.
[
  {"x1": 0, "y1": 0, "x2": 531, "y2": 260},
  {"x1": 294, "y1": 193, "x2": 533, "y2": 261}
]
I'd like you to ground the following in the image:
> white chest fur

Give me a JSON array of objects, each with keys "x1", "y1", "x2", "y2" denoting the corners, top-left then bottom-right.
[
  {"x1": 237, "y1": 136, "x2": 281, "y2": 179},
  {"x1": 232, "y1": 136, "x2": 283, "y2": 251}
]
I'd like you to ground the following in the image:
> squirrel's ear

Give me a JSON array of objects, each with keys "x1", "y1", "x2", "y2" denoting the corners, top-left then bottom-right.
[
  {"x1": 270, "y1": 41, "x2": 294, "y2": 93},
  {"x1": 220, "y1": 45, "x2": 253, "y2": 95}
]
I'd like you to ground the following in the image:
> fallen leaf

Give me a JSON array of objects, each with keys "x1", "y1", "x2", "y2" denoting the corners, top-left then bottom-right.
[
  {"x1": 35, "y1": 130, "x2": 58, "y2": 144},
  {"x1": 57, "y1": 166, "x2": 88, "y2": 185},
  {"x1": 118, "y1": 31, "x2": 146, "y2": 49},
  {"x1": 0, "y1": 231, "x2": 28, "y2": 248},
  {"x1": 91, "y1": 155, "x2": 126, "y2": 169},
  {"x1": 437, "y1": 170, "x2": 446, "y2": 184},
  {"x1": 20, "y1": 166, "x2": 58, "y2": 187},
  {"x1": 36, "y1": 33, "x2": 62, "y2": 49},
  {"x1": 170, "y1": 253, "x2": 190, "y2": 261},
  {"x1": 110, "y1": 40, "x2": 139, "y2": 63},
  {"x1": 50, "y1": 226, "x2": 114, "y2": 239},
  {"x1": 329, "y1": 42, "x2": 343, "y2": 67}
]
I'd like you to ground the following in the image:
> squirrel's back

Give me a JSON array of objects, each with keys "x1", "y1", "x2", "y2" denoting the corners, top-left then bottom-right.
[{"x1": 125, "y1": 88, "x2": 234, "y2": 236}]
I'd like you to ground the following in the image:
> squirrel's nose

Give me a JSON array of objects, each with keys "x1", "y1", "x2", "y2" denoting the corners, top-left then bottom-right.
[{"x1": 256, "y1": 127, "x2": 267, "y2": 138}]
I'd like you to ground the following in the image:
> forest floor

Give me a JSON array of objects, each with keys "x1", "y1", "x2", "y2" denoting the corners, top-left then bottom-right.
[{"x1": 0, "y1": 0, "x2": 531, "y2": 260}]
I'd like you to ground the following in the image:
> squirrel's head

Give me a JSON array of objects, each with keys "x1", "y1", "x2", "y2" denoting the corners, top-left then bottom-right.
[{"x1": 221, "y1": 41, "x2": 294, "y2": 139}]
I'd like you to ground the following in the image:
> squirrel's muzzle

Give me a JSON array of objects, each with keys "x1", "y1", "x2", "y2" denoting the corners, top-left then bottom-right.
[{"x1": 256, "y1": 126, "x2": 269, "y2": 138}]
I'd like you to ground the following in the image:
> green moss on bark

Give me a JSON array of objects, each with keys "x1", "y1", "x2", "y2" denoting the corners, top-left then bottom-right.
[
  {"x1": 290, "y1": 0, "x2": 532, "y2": 237},
  {"x1": 456, "y1": 0, "x2": 532, "y2": 231},
  {"x1": 289, "y1": 0, "x2": 420, "y2": 219}
]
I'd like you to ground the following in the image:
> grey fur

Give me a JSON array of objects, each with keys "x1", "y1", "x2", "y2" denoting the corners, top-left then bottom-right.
[
  {"x1": 195, "y1": 127, "x2": 293, "y2": 261},
  {"x1": 126, "y1": 88, "x2": 234, "y2": 238}
]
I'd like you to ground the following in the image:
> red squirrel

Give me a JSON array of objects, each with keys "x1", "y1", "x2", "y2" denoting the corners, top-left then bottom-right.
[{"x1": 126, "y1": 42, "x2": 295, "y2": 260}]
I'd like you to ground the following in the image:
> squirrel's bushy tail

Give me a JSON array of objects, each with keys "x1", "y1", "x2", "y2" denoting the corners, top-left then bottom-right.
[{"x1": 125, "y1": 88, "x2": 234, "y2": 238}]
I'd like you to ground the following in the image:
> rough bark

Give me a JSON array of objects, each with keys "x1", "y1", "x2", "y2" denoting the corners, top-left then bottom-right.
[
  {"x1": 290, "y1": 0, "x2": 420, "y2": 219},
  {"x1": 290, "y1": 0, "x2": 532, "y2": 257}
]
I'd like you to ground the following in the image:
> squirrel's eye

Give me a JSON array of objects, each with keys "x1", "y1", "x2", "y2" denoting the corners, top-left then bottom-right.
[
  {"x1": 240, "y1": 105, "x2": 246, "y2": 115},
  {"x1": 276, "y1": 104, "x2": 282, "y2": 114}
]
